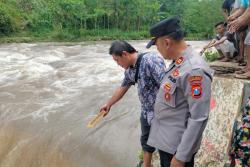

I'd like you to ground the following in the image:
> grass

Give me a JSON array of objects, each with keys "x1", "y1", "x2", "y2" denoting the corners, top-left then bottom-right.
[{"x1": 0, "y1": 28, "x2": 206, "y2": 43}]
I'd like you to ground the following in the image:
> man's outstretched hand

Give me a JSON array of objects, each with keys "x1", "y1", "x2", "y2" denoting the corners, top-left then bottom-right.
[{"x1": 100, "y1": 104, "x2": 111, "y2": 117}]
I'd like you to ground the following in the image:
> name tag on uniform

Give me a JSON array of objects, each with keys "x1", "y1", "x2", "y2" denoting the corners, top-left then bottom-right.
[{"x1": 168, "y1": 75, "x2": 176, "y2": 83}]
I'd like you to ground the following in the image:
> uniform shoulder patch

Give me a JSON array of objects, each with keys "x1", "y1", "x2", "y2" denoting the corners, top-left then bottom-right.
[
  {"x1": 176, "y1": 57, "x2": 184, "y2": 65},
  {"x1": 191, "y1": 83, "x2": 202, "y2": 99}
]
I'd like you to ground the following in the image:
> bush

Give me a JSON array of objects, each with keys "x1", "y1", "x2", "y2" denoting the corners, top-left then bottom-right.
[
  {"x1": 0, "y1": 8, "x2": 13, "y2": 35},
  {"x1": 51, "y1": 28, "x2": 80, "y2": 41}
]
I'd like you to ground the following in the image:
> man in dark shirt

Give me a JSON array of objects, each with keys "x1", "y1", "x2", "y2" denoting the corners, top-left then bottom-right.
[{"x1": 100, "y1": 40, "x2": 166, "y2": 167}]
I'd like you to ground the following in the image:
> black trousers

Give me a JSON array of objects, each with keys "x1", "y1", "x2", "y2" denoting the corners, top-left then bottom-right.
[
  {"x1": 140, "y1": 114, "x2": 155, "y2": 153},
  {"x1": 159, "y1": 150, "x2": 195, "y2": 167}
]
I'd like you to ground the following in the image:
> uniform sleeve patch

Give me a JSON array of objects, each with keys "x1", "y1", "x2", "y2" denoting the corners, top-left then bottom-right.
[
  {"x1": 189, "y1": 76, "x2": 203, "y2": 83},
  {"x1": 191, "y1": 83, "x2": 202, "y2": 99}
]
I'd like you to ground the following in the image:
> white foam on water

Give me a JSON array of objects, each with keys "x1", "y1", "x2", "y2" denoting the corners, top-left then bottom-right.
[
  {"x1": 0, "y1": 104, "x2": 32, "y2": 122},
  {"x1": 31, "y1": 102, "x2": 67, "y2": 122},
  {"x1": 0, "y1": 51, "x2": 11, "y2": 57},
  {"x1": 51, "y1": 79, "x2": 79, "y2": 94},
  {"x1": 74, "y1": 58, "x2": 123, "y2": 86},
  {"x1": 20, "y1": 61, "x2": 56, "y2": 79},
  {"x1": 0, "y1": 70, "x2": 22, "y2": 86},
  {"x1": 19, "y1": 43, "x2": 37, "y2": 47},
  {"x1": 47, "y1": 49, "x2": 65, "y2": 58},
  {"x1": 1, "y1": 53, "x2": 28, "y2": 62},
  {"x1": 32, "y1": 55, "x2": 63, "y2": 64}
]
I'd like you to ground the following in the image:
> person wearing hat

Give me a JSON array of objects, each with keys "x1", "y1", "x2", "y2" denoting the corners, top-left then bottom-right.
[
  {"x1": 100, "y1": 40, "x2": 166, "y2": 167},
  {"x1": 146, "y1": 16, "x2": 214, "y2": 167}
]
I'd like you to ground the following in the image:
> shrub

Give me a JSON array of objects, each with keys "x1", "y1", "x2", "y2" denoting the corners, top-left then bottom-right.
[{"x1": 0, "y1": 8, "x2": 13, "y2": 35}]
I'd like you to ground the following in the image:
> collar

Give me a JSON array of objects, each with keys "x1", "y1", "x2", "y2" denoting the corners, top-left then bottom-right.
[
  {"x1": 174, "y1": 46, "x2": 192, "y2": 67},
  {"x1": 129, "y1": 53, "x2": 140, "y2": 69}
]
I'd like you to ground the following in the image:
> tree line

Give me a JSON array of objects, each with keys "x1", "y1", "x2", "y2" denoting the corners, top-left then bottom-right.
[{"x1": 0, "y1": 0, "x2": 224, "y2": 41}]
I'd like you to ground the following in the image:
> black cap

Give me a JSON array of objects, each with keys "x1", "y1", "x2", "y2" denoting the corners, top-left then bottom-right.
[{"x1": 146, "y1": 16, "x2": 181, "y2": 48}]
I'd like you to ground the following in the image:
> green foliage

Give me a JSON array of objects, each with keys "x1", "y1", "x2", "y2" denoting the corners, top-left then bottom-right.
[
  {"x1": 0, "y1": 0, "x2": 224, "y2": 41},
  {"x1": 183, "y1": 0, "x2": 223, "y2": 39},
  {"x1": 51, "y1": 29, "x2": 75, "y2": 41},
  {"x1": 0, "y1": 1, "x2": 24, "y2": 35},
  {"x1": 0, "y1": 8, "x2": 13, "y2": 35},
  {"x1": 138, "y1": 149, "x2": 143, "y2": 161}
]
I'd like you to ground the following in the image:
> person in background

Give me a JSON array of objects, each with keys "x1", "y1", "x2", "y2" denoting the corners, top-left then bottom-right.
[
  {"x1": 229, "y1": 97, "x2": 250, "y2": 166},
  {"x1": 230, "y1": 0, "x2": 247, "y2": 66},
  {"x1": 222, "y1": 0, "x2": 236, "y2": 21},
  {"x1": 229, "y1": 0, "x2": 250, "y2": 79},
  {"x1": 201, "y1": 22, "x2": 237, "y2": 62}
]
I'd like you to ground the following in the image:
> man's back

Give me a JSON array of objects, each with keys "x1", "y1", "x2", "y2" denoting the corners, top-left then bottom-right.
[{"x1": 122, "y1": 52, "x2": 166, "y2": 123}]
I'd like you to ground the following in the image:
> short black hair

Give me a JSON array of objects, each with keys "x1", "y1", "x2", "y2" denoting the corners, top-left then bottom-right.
[
  {"x1": 109, "y1": 40, "x2": 137, "y2": 56},
  {"x1": 214, "y1": 22, "x2": 226, "y2": 28}
]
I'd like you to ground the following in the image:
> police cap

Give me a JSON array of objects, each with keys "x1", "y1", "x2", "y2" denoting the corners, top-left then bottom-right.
[{"x1": 146, "y1": 16, "x2": 181, "y2": 48}]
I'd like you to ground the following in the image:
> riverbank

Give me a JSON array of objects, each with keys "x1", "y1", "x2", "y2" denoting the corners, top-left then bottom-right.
[{"x1": 0, "y1": 29, "x2": 206, "y2": 43}]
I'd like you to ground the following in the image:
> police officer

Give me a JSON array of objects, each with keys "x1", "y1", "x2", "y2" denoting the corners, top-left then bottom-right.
[{"x1": 146, "y1": 16, "x2": 214, "y2": 167}]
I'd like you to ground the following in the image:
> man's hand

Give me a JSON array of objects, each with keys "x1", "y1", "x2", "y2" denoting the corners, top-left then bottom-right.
[
  {"x1": 209, "y1": 43, "x2": 215, "y2": 48},
  {"x1": 229, "y1": 18, "x2": 244, "y2": 33},
  {"x1": 200, "y1": 48, "x2": 206, "y2": 55},
  {"x1": 100, "y1": 104, "x2": 111, "y2": 117},
  {"x1": 170, "y1": 156, "x2": 185, "y2": 167},
  {"x1": 228, "y1": 15, "x2": 237, "y2": 22}
]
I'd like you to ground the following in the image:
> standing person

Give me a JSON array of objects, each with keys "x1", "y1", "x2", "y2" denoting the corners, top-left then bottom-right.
[
  {"x1": 229, "y1": 97, "x2": 250, "y2": 166},
  {"x1": 229, "y1": 0, "x2": 250, "y2": 78},
  {"x1": 100, "y1": 40, "x2": 166, "y2": 167},
  {"x1": 222, "y1": 0, "x2": 235, "y2": 20},
  {"x1": 146, "y1": 16, "x2": 214, "y2": 167},
  {"x1": 230, "y1": 0, "x2": 247, "y2": 66},
  {"x1": 232, "y1": 0, "x2": 242, "y2": 12},
  {"x1": 229, "y1": 0, "x2": 249, "y2": 65}
]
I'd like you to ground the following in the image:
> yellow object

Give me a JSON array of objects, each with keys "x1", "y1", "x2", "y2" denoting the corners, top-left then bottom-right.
[
  {"x1": 87, "y1": 111, "x2": 106, "y2": 128},
  {"x1": 243, "y1": 128, "x2": 249, "y2": 133}
]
